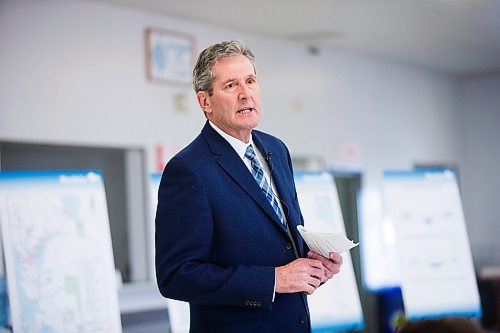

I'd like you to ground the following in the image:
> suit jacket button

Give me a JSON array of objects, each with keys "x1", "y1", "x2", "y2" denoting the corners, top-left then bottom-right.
[
  {"x1": 285, "y1": 243, "x2": 292, "y2": 250},
  {"x1": 299, "y1": 315, "x2": 308, "y2": 324}
]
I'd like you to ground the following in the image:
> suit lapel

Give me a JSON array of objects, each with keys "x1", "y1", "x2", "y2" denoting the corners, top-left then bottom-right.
[{"x1": 201, "y1": 123, "x2": 288, "y2": 234}]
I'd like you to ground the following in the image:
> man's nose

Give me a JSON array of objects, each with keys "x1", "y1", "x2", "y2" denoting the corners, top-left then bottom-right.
[{"x1": 238, "y1": 84, "x2": 252, "y2": 99}]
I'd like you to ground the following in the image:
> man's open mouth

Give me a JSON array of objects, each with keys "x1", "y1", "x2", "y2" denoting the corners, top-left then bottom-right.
[{"x1": 237, "y1": 108, "x2": 253, "y2": 114}]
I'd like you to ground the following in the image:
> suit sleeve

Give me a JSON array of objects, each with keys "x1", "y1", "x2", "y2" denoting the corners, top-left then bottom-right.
[{"x1": 155, "y1": 157, "x2": 276, "y2": 309}]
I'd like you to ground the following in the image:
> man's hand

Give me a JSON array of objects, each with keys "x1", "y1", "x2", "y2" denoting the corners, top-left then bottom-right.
[
  {"x1": 275, "y1": 258, "x2": 326, "y2": 295},
  {"x1": 307, "y1": 251, "x2": 343, "y2": 283}
]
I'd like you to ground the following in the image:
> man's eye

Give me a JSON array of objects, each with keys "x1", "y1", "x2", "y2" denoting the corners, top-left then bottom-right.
[{"x1": 225, "y1": 83, "x2": 234, "y2": 89}]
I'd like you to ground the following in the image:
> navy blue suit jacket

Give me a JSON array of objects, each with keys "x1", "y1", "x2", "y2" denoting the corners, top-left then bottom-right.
[{"x1": 155, "y1": 122, "x2": 310, "y2": 333}]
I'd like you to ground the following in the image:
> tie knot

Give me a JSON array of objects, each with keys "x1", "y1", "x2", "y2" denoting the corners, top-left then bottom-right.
[{"x1": 245, "y1": 144, "x2": 257, "y2": 161}]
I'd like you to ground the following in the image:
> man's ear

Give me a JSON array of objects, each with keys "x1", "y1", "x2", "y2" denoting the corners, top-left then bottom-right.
[{"x1": 197, "y1": 91, "x2": 212, "y2": 115}]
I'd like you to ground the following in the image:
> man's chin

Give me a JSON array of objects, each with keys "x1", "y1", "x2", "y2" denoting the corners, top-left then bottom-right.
[{"x1": 242, "y1": 115, "x2": 260, "y2": 129}]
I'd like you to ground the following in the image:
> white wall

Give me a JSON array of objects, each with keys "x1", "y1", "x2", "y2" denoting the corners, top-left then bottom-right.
[
  {"x1": 3, "y1": 0, "x2": 495, "y2": 280},
  {"x1": 0, "y1": 0, "x2": 462, "y2": 169},
  {"x1": 460, "y1": 76, "x2": 500, "y2": 269}
]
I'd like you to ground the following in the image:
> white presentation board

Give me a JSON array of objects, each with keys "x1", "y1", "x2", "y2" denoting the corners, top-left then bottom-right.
[
  {"x1": 150, "y1": 173, "x2": 190, "y2": 333},
  {"x1": 383, "y1": 169, "x2": 482, "y2": 320},
  {"x1": 358, "y1": 184, "x2": 402, "y2": 291},
  {"x1": 0, "y1": 171, "x2": 122, "y2": 333},
  {"x1": 294, "y1": 172, "x2": 364, "y2": 332}
]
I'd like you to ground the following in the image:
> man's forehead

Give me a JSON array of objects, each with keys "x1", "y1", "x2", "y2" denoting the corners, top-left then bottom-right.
[{"x1": 213, "y1": 60, "x2": 255, "y2": 80}]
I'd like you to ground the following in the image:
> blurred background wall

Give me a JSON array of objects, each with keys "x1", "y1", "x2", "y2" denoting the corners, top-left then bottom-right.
[{"x1": 0, "y1": 0, "x2": 499, "y2": 331}]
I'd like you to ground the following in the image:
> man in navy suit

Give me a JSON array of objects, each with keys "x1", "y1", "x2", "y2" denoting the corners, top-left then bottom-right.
[{"x1": 155, "y1": 40, "x2": 343, "y2": 333}]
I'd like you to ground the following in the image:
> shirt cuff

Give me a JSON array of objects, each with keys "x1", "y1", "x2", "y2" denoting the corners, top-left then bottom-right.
[{"x1": 272, "y1": 268, "x2": 277, "y2": 302}]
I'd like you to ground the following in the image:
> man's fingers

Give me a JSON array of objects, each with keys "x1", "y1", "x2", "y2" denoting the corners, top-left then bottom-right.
[
  {"x1": 308, "y1": 265, "x2": 326, "y2": 282},
  {"x1": 308, "y1": 268, "x2": 324, "y2": 284},
  {"x1": 307, "y1": 251, "x2": 320, "y2": 260},
  {"x1": 304, "y1": 285, "x2": 316, "y2": 295},
  {"x1": 307, "y1": 251, "x2": 343, "y2": 279},
  {"x1": 276, "y1": 258, "x2": 324, "y2": 294},
  {"x1": 276, "y1": 256, "x2": 342, "y2": 294},
  {"x1": 304, "y1": 276, "x2": 321, "y2": 295},
  {"x1": 329, "y1": 252, "x2": 343, "y2": 265},
  {"x1": 306, "y1": 258, "x2": 324, "y2": 269},
  {"x1": 322, "y1": 259, "x2": 340, "y2": 277}
]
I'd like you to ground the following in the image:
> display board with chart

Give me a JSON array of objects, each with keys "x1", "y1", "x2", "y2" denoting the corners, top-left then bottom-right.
[
  {"x1": 150, "y1": 173, "x2": 190, "y2": 333},
  {"x1": 0, "y1": 171, "x2": 122, "y2": 333},
  {"x1": 383, "y1": 169, "x2": 481, "y2": 320},
  {"x1": 294, "y1": 172, "x2": 364, "y2": 332}
]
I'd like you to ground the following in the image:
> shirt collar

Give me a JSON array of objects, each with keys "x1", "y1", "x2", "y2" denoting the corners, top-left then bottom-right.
[{"x1": 209, "y1": 121, "x2": 254, "y2": 159}]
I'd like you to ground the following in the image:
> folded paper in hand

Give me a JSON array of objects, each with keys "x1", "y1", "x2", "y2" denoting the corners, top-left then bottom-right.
[{"x1": 297, "y1": 225, "x2": 359, "y2": 257}]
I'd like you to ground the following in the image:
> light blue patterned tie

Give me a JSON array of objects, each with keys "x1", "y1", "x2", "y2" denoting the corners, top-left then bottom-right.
[{"x1": 245, "y1": 144, "x2": 285, "y2": 225}]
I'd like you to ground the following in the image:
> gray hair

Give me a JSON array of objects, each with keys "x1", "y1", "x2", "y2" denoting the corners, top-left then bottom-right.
[{"x1": 193, "y1": 40, "x2": 256, "y2": 96}]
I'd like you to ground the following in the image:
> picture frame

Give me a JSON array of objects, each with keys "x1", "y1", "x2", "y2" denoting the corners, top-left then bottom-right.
[{"x1": 145, "y1": 27, "x2": 196, "y2": 85}]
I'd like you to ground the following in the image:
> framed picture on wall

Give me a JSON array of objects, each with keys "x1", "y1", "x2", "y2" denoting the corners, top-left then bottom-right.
[{"x1": 145, "y1": 27, "x2": 196, "y2": 85}]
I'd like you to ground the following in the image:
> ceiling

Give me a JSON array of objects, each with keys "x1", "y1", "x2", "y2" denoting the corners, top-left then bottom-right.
[{"x1": 92, "y1": 0, "x2": 500, "y2": 76}]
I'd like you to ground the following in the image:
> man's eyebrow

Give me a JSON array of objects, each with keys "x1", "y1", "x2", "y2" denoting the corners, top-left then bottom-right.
[{"x1": 221, "y1": 78, "x2": 236, "y2": 85}]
